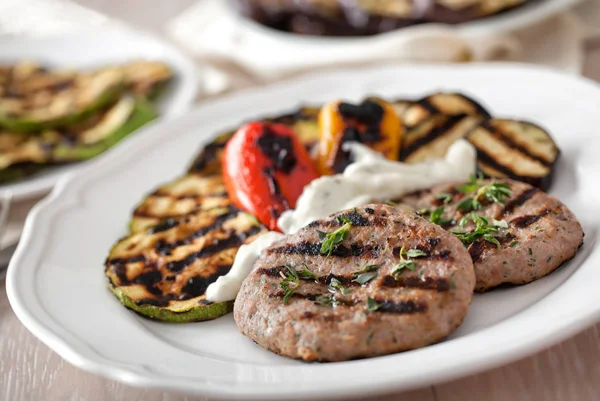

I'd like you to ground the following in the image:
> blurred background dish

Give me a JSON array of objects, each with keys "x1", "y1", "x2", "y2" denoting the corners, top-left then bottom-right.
[
  {"x1": 0, "y1": 27, "x2": 199, "y2": 201},
  {"x1": 231, "y1": 0, "x2": 537, "y2": 36}
]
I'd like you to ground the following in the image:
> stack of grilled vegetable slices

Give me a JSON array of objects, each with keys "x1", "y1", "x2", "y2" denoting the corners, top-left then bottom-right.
[
  {"x1": 106, "y1": 91, "x2": 561, "y2": 322},
  {"x1": 0, "y1": 60, "x2": 173, "y2": 183}
]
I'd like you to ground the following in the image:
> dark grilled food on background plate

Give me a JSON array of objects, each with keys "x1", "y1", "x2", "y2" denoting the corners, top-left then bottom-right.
[
  {"x1": 232, "y1": 0, "x2": 531, "y2": 36},
  {"x1": 395, "y1": 177, "x2": 584, "y2": 292},
  {"x1": 234, "y1": 204, "x2": 475, "y2": 361},
  {"x1": 105, "y1": 205, "x2": 267, "y2": 322},
  {"x1": 0, "y1": 60, "x2": 173, "y2": 183}
]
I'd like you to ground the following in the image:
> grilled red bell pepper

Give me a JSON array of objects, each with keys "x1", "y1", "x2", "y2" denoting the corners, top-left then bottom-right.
[{"x1": 222, "y1": 121, "x2": 320, "y2": 231}]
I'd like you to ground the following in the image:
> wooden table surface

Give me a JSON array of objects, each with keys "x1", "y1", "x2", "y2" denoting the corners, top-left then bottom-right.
[{"x1": 2, "y1": 1, "x2": 600, "y2": 400}]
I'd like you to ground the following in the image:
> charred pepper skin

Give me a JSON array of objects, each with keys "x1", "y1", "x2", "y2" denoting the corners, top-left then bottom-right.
[
  {"x1": 316, "y1": 98, "x2": 403, "y2": 175},
  {"x1": 222, "y1": 121, "x2": 320, "y2": 231}
]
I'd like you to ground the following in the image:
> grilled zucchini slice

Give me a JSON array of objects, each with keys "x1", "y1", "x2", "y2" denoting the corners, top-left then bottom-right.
[
  {"x1": 188, "y1": 105, "x2": 320, "y2": 174},
  {"x1": 120, "y1": 61, "x2": 173, "y2": 98},
  {"x1": 105, "y1": 206, "x2": 267, "y2": 322},
  {"x1": 403, "y1": 92, "x2": 491, "y2": 128},
  {"x1": 0, "y1": 163, "x2": 47, "y2": 184},
  {"x1": 0, "y1": 66, "x2": 124, "y2": 133},
  {"x1": 0, "y1": 97, "x2": 156, "y2": 181},
  {"x1": 130, "y1": 173, "x2": 230, "y2": 233},
  {"x1": 400, "y1": 113, "x2": 483, "y2": 162},
  {"x1": 467, "y1": 119, "x2": 559, "y2": 190}
]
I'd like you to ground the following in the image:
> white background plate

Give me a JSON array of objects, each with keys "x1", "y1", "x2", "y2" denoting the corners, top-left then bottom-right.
[
  {"x1": 6, "y1": 64, "x2": 600, "y2": 400},
  {"x1": 0, "y1": 28, "x2": 199, "y2": 200}
]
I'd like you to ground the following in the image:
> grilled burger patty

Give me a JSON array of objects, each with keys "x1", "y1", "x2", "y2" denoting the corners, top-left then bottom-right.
[
  {"x1": 234, "y1": 204, "x2": 475, "y2": 361},
  {"x1": 396, "y1": 178, "x2": 584, "y2": 291}
]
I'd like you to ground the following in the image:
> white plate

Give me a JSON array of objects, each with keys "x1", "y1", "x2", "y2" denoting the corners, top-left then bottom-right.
[
  {"x1": 7, "y1": 64, "x2": 600, "y2": 400},
  {"x1": 0, "y1": 28, "x2": 199, "y2": 201}
]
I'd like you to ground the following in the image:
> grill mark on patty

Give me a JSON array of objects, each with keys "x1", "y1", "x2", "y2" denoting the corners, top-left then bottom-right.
[
  {"x1": 510, "y1": 208, "x2": 552, "y2": 229},
  {"x1": 308, "y1": 212, "x2": 373, "y2": 227},
  {"x1": 502, "y1": 187, "x2": 539, "y2": 216},
  {"x1": 401, "y1": 115, "x2": 469, "y2": 159},
  {"x1": 381, "y1": 275, "x2": 450, "y2": 292},
  {"x1": 468, "y1": 232, "x2": 517, "y2": 262},
  {"x1": 371, "y1": 298, "x2": 427, "y2": 314},
  {"x1": 269, "y1": 291, "x2": 356, "y2": 306},
  {"x1": 166, "y1": 226, "x2": 262, "y2": 272},
  {"x1": 267, "y1": 241, "x2": 380, "y2": 258},
  {"x1": 153, "y1": 209, "x2": 241, "y2": 254}
]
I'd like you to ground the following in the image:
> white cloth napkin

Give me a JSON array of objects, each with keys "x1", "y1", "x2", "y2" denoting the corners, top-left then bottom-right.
[{"x1": 166, "y1": 0, "x2": 593, "y2": 95}]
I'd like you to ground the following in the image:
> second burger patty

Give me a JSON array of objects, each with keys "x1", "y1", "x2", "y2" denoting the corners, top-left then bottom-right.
[
  {"x1": 234, "y1": 204, "x2": 475, "y2": 361},
  {"x1": 395, "y1": 178, "x2": 584, "y2": 292}
]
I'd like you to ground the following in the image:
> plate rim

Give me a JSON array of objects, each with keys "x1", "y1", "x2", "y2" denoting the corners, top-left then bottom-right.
[
  {"x1": 6, "y1": 62, "x2": 600, "y2": 399},
  {"x1": 0, "y1": 26, "x2": 200, "y2": 201}
]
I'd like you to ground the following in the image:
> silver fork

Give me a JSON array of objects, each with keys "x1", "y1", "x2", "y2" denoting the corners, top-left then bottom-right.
[{"x1": 0, "y1": 191, "x2": 14, "y2": 278}]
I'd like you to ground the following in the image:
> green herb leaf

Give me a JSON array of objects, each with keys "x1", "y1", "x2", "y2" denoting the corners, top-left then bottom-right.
[
  {"x1": 337, "y1": 216, "x2": 352, "y2": 224},
  {"x1": 366, "y1": 297, "x2": 381, "y2": 312},
  {"x1": 436, "y1": 192, "x2": 453, "y2": 204},
  {"x1": 316, "y1": 230, "x2": 327, "y2": 241},
  {"x1": 406, "y1": 249, "x2": 428, "y2": 258},
  {"x1": 456, "y1": 174, "x2": 511, "y2": 210},
  {"x1": 393, "y1": 259, "x2": 416, "y2": 276},
  {"x1": 319, "y1": 222, "x2": 352, "y2": 256},
  {"x1": 297, "y1": 269, "x2": 318, "y2": 281},
  {"x1": 353, "y1": 271, "x2": 378, "y2": 285},
  {"x1": 354, "y1": 264, "x2": 380, "y2": 274},
  {"x1": 328, "y1": 277, "x2": 351, "y2": 295},
  {"x1": 450, "y1": 213, "x2": 507, "y2": 248},
  {"x1": 457, "y1": 197, "x2": 479, "y2": 212},
  {"x1": 279, "y1": 265, "x2": 300, "y2": 305},
  {"x1": 314, "y1": 295, "x2": 339, "y2": 308}
]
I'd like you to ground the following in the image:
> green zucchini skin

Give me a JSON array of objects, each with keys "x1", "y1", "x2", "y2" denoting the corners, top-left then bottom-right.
[
  {"x1": 109, "y1": 284, "x2": 233, "y2": 323},
  {"x1": 0, "y1": 82, "x2": 124, "y2": 134},
  {"x1": 53, "y1": 97, "x2": 157, "y2": 162},
  {"x1": 0, "y1": 163, "x2": 47, "y2": 184}
]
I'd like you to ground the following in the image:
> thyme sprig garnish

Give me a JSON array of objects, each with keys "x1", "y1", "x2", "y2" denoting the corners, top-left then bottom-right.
[
  {"x1": 417, "y1": 206, "x2": 453, "y2": 226},
  {"x1": 450, "y1": 214, "x2": 508, "y2": 248},
  {"x1": 456, "y1": 174, "x2": 511, "y2": 212},
  {"x1": 315, "y1": 295, "x2": 340, "y2": 307},
  {"x1": 318, "y1": 216, "x2": 352, "y2": 256},
  {"x1": 352, "y1": 264, "x2": 380, "y2": 285},
  {"x1": 328, "y1": 277, "x2": 352, "y2": 295},
  {"x1": 280, "y1": 264, "x2": 318, "y2": 304},
  {"x1": 392, "y1": 246, "x2": 428, "y2": 278},
  {"x1": 366, "y1": 297, "x2": 381, "y2": 312}
]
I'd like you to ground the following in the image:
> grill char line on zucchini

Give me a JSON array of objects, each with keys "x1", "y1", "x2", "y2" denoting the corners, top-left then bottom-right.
[{"x1": 106, "y1": 205, "x2": 268, "y2": 322}]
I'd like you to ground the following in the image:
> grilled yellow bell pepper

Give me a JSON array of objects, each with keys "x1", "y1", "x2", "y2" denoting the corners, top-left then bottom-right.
[{"x1": 316, "y1": 98, "x2": 403, "y2": 175}]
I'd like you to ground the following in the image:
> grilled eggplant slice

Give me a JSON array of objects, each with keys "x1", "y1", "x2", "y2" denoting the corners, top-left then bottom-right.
[
  {"x1": 130, "y1": 173, "x2": 231, "y2": 233},
  {"x1": 467, "y1": 119, "x2": 559, "y2": 190},
  {"x1": 403, "y1": 92, "x2": 491, "y2": 129},
  {"x1": 105, "y1": 206, "x2": 267, "y2": 322},
  {"x1": 401, "y1": 113, "x2": 483, "y2": 162},
  {"x1": 188, "y1": 106, "x2": 320, "y2": 174},
  {"x1": 0, "y1": 66, "x2": 124, "y2": 133},
  {"x1": 0, "y1": 97, "x2": 156, "y2": 180}
]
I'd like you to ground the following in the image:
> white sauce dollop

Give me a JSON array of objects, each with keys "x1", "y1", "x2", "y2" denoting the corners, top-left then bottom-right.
[
  {"x1": 206, "y1": 139, "x2": 477, "y2": 302},
  {"x1": 278, "y1": 139, "x2": 476, "y2": 234},
  {"x1": 205, "y1": 231, "x2": 284, "y2": 303}
]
